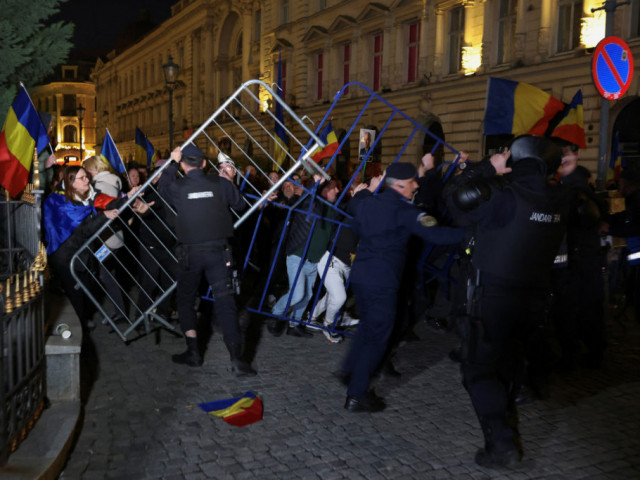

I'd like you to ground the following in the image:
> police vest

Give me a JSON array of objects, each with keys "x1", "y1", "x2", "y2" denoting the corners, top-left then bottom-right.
[
  {"x1": 472, "y1": 183, "x2": 567, "y2": 284},
  {"x1": 175, "y1": 174, "x2": 233, "y2": 245}
]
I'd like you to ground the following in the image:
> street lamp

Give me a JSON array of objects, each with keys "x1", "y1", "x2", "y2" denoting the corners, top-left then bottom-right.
[
  {"x1": 162, "y1": 55, "x2": 180, "y2": 151},
  {"x1": 77, "y1": 103, "x2": 85, "y2": 161}
]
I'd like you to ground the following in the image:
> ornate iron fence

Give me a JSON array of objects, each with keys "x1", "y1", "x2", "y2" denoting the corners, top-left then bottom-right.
[{"x1": 0, "y1": 189, "x2": 47, "y2": 466}]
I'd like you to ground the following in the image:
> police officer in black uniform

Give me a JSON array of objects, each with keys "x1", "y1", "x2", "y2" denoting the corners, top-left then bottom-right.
[
  {"x1": 158, "y1": 144, "x2": 256, "y2": 376},
  {"x1": 447, "y1": 135, "x2": 569, "y2": 467}
]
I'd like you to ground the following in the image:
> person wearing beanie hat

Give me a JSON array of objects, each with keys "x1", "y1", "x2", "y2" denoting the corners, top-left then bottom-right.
[
  {"x1": 337, "y1": 162, "x2": 464, "y2": 414},
  {"x1": 157, "y1": 146, "x2": 257, "y2": 376},
  {"x1": 445, "y1": 136, "x2": 571, "y2": 467}
]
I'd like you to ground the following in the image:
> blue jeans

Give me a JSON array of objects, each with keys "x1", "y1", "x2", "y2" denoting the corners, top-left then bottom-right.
[{"x1": 272, "y1": 255, "x2": 317, "y2": 322}]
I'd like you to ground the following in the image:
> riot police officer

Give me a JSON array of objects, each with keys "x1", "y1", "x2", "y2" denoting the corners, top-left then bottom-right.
[
  {"x1": 446, "y1": 135, "x2": 569, "y2": 467},
  {"x1": 158, "y1": 144, "x2": 256, "y2": 376}
]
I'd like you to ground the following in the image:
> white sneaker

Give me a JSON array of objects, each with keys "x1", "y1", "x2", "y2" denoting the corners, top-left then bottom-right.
[
  {"x1": 341, "y1": 316, "x2": 360, "y2": 328},
  {"x1": 322, "y1": 329, "x2": 343, "y2": 343},
  {"x1": 307, "y1": 318, "x2": 324, "y2": 331}
]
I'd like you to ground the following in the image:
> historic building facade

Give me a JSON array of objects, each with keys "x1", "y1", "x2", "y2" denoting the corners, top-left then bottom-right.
[
  {"x1": 91, "y1": 0, "x2": 640, "y2": 175},
  {"x1": 31, "y1": 63, "x2": 96, "y2": 163}
]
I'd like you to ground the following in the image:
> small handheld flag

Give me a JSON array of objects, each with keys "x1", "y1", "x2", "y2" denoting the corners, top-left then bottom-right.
[
  {"x1": 310, "y1": 121, "x2": 340, "y2": 163},
  {"x1": 100, "y1": 129, "x2": 126, "y2": 174}
]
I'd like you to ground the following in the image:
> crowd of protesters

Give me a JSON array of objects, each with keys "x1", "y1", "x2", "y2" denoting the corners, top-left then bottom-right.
[{"x1": 37, "y1": 134, "x2": 640, "y2": 469}]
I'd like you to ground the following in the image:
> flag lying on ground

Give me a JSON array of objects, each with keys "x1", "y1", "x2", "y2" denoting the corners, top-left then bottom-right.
[
  {"x1": 135, "y1": 127, "x2": 158, "y2": 168},
  {"x1": 0, "y1": 86, "x2": 50, "y2": 197},
  {"x1": 100, "y1": 129, "x2": 125, "y2": 174},
  {"x1": 273, "y1": 50, "x2": 288, "y2": 168},
  {"x1": 310, "y1": 121, "x2": 340, "y2": 163},
  {"x1": 198, "y1": 392, "x2": 263, "y2": 427},
  {"x1": 483, "y1": 77, "x2": 565, "y2": 137},
  {"x1": 550, "y1": 90, "x2": 586, "y2": 149}
]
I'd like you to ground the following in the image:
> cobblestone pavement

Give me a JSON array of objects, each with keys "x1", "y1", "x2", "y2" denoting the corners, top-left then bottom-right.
[{"x1": 57, "y1": 300, "x2": 640, "y2": 480}]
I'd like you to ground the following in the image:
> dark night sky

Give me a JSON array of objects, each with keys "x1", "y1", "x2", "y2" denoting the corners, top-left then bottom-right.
[{"x1": 51, "y1": 0, "x2": 177, "y2": 51}]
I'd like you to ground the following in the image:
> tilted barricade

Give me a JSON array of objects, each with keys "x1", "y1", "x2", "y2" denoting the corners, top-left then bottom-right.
[{"x1": 69, "y1": 79, "x2": 462, "y2": 341}]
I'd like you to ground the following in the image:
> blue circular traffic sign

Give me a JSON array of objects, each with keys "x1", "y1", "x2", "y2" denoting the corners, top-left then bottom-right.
[{"x1": 592, "y1": 37, "x2": 634, "y2": 100}]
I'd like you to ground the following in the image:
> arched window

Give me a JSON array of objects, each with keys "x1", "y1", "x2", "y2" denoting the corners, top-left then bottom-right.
[{"x1": 64, "y1": 125, "x2": 77, "y2": 143}]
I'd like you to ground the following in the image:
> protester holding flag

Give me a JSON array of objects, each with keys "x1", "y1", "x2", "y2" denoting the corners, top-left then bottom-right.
[
  {"x1": 82, "y1": 155, "x2": 130, "y2": 324},
  {"x1": 43, "y1": 166, "x2": 149, "y2": 331}
]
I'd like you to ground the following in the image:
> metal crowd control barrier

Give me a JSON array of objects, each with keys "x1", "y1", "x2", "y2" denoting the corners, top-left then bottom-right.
[
  {"x1": 244, "y1": 82, "x2": 463, "y2": 339},
  {"x1": 70, "y1": 79, "x2": 462, "y2": 341},
  {"x1": 69, "y1": 79, "x2": 329, "y2": 341}
]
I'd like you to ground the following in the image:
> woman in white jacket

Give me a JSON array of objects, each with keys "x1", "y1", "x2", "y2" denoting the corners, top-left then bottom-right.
[{"x1": 82, "y1": 156, "x2": 129, "y2": 325}]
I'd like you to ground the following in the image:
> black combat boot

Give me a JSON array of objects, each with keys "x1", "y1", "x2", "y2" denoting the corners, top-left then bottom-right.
[
  {"x1": 475, "y1": 417, "x2": 521, "y2": 468},
  {"x1": 172, "y1": 337, "x2": 203, "y2": 367},
  {"x1": 227, "y1": 343, "x2": 257, "y2": 377}
]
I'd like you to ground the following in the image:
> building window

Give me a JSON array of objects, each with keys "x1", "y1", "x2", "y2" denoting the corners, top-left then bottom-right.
[
  {"x1": 373, "y1": 33, "x2": 383, "y2": 91},
  {"x1": 316, "y1": 53, "x2": 323, "y2": 100},
  {"x1": 282, "y1": 0, "x2": 289, "y2": 23},
  {"x1": 343, "y1": 43, "x2": 351, "y2": 94},
  {"x1": 497, "y1": 0, "x2": 517, "y2": 64},
  {"x1": 449, "y1": 6, "x2": 465, "y2": 74},
  {"x1": 317, "y1": 0, "x2": 326, "y2": 11},
  {"x1": 557, "y1": 0, "x2": 583, "y2": 52},
  {"x1": 631, "y1": 0, "x2": 640, "y2": 37},
  {"x1": 63, "y1": 125, "x2": 77, "y2": 143},
  {"x1": 62, "y1": 94, "x2": 76, "y2": 116},
  {"x1": 407, "y1": 21, "x2": 420, "y2": 83}
]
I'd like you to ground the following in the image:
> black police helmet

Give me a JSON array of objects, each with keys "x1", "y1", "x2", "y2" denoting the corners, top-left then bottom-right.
[{"x1": 509, "y1": 135, "x2": 562, "y2": 176}]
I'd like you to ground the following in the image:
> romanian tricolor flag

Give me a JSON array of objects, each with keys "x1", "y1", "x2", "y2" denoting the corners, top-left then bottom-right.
[
  {"x1": 551, "y1": 90, "x2": 586, "y2": 149},
  {"x1": 310, "y1": 121, "x2": 340, "y2": 163},
  {"x1": 273, "y1": 50, "x2": 288, "y2": 168},
  {"x1": 0, "y1": 86, "x2": 50, "y2": 198},
  {"x1": 100, "y1": 129, "x2": 126, "y2": 174},
  {"x1": 198, "y1": 392, "x2": 263, "y2": 427},
  {"x1": 483, "y1": 78, "x2": 565, "y2": 138},
  {"x1": 608, "y1": 131, "x2": 624, "y2": 182}
]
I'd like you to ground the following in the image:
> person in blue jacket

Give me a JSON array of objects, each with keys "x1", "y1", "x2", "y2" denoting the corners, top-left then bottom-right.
[{"x1": 339, "y1": 162, "x2": 465, "y2": 413}]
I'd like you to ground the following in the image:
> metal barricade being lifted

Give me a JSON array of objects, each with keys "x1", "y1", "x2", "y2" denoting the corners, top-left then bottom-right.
[
  {"x1": 241, "y1": 82, "x2": 463, "y2": 340},
  {"x1": 70, "y1": 79, "x2": 462, "y2": 341},
  {"x1": 69, "y1": 80, "x2": 330, "y2": 341}
]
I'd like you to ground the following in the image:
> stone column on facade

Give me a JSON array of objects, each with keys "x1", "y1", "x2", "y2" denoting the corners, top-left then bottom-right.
[
  {"x1": 420, "y1": 8, "x2": 430, "y2": 84},
  {"x1": 512, "y1": 0, "x2": 527, "y2": 63},
  {"x1": 241, "y1": 1, "x2": 253, "y2": 84},
  {"x1": 204, "y1": 22, "x2": 214, "y2": 115},
  {"x1": 433, "y1": 7, "x2": 444, "y2": 80},
  {"x1": 191, "y1": 30, "x2": 201, "y2": 126},
  {"x1": 536, "y1": 0, "x2": 553, "y2": 64}
]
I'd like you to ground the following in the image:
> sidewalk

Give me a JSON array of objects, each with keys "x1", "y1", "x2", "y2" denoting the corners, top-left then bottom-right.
[{"x1": 49, "y1": 296, "x2": 640, "y2": 479}]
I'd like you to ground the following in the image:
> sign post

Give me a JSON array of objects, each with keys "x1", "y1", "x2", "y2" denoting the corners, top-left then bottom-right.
[{"x1": 591, "y1": 0, "x2": 634, "y2": 189}]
